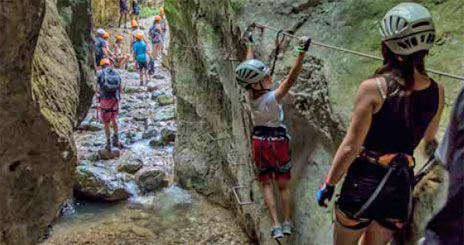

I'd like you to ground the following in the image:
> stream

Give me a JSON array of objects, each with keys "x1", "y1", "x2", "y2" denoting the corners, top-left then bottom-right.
[{"x1": 40, "y1": 17, "x2": 250, "y2": 245}]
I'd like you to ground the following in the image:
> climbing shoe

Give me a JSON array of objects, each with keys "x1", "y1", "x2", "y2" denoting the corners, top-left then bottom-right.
[
  {"x1": 105, "y1": 139, "x2": 112, "y2": 151},
  {"x1": 282, "y1": 221, "x2": 293, "y2": 235},
  {"x1": 271, "y1": 226, "x2": 284, "y2": 239}
]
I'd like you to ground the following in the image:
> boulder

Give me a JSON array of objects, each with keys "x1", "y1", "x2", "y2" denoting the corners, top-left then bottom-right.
[
  {"x1": 74, "y1": 164, "x2": 131, "y2": 201},
  {"x1": 135, "y1": 168, "x2": 168, "y2": 193},
  {"x1": 118, "y1": 156, "x2": 143, "y2": 174},
  {"x1": 157, "y1": 94, "x2": 175, "y2": 105},
  {"x1": 98, "y1": 149, "x2": 121, "y2": 160},
  {"x1": 78, "y1": 121, "x2": 103, "y2": 132},
  {"x1": 154, "y1": 105, "x2": 176, "y2": 121},
  {"x1": 0, "y1": 0, "x2": 93, "y2": 243},
  {"x1": 146, "y1": 82, "x2": 158, "y2": 92},
  {"x1": 151, "y1": 91, "x2": 164, "y2": 100},
  {"x1": 161, "y1": 128, "x2": 176, "y2": 144},
  {"x1": 142, "y1": 128, "x2": 160, "y2": 140}
]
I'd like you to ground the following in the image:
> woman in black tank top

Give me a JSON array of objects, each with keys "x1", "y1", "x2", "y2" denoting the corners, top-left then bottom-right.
[{"x1": 316, "y1": 3, "x2": 445, "y2": 245}]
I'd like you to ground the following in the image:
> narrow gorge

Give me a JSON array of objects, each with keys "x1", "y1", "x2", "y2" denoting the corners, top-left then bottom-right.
[{"x1": 0, "y1": 0, "x2": 462, "y2": 245}]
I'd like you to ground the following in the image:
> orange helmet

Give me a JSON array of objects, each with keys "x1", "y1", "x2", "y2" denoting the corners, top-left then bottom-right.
[
  {"x1": 100, "y1": 58, "x2": 111, "y2": 66},
  {"x1": 154, "y1": 15, "x2": 162, "y2": 22},
  {"x1": 135, "y1": 33, "x2": 143, "y2": 40},
  {"x1": 115, "y1": 35, "x2": 124, "y2": 40},
  {"x1": 103, "y1": 32, "x2": 110, "y2": 39},
  {"x1": 131, "y1": 20, "x2": 139, "y2": 27}
]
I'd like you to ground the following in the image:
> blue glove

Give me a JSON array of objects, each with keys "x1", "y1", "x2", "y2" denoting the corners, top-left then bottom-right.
[{"x1": 317, "y1": 182, "x2": 334, "y2": 207}]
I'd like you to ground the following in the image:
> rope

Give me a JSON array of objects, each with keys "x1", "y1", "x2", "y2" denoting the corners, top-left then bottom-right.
[
  {"x1": 270, "y1": 30, "x2": 284, "y2": 76},
  {"x1": 252, "y1": 23, "x2": 464, "y2": 81}
]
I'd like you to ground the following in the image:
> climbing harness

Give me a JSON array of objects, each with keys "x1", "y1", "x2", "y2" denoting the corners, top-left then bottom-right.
[
  {"x1": 245, "y1": 23, "x2": 464, "y2": 81},
  {"x1": 414, "y1": 156, "x2": 438, "y2": 186},
  {"x1": 252, "y1": 126, "x2": 292, "y2": 174}
]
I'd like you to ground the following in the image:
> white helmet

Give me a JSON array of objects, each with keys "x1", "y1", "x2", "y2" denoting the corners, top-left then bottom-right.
[
  {"x1": 235, "y1": 59, "x2": 270, "y2": 88},
  {"x1": 96, "y1": 28, "x2": 106, "y2": 36},
  {"x1": 380, "y1": 2, "x2": 435, "y2": 55}
]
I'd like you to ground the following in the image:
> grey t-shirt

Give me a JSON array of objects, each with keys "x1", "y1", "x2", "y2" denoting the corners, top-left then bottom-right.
[{"x1": 250, "y1": 91, "x2": 284, "y2": 128}]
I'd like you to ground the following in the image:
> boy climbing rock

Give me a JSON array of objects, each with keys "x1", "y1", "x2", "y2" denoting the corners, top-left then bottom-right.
[
  {"x1": 97, "y1": 58, "x2": 123, "y2": 151},
  {"x1": 235, "y1": 31, "x2": 311, "y2": 239}
]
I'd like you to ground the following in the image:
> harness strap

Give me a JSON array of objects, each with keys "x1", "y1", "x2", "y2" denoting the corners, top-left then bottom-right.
[{"x1": 353, "y1": 167, "x2": 394, "y2": 219}]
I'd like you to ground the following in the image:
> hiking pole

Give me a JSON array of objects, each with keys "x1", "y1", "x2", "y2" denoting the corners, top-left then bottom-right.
[{"x1": 251, "y1": 23, "x2": 464, "y2": 81}]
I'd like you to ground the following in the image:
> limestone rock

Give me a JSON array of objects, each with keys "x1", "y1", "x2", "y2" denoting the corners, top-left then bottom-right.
[
  {"x1": 154, "y1": 105, "x2": 176, "y2": 121},
  {"x1": 91, "y1": 0, "x2": 120, "y2": 27},
  {"x1": 157, "y1": 94, "x2": 175, "y2": 105},
  {"x1": 0, "y1": 0, "x2": 93, "y2": 243},
  {"x1": 135, "y1": 168, "x2": 168, "y2": 193},
  {"x1": 151, "y1": 91, "x2": 164, "y2": 100},
  {"x1": 118, "y1": 157, "x2": 143, "y2": 174},
  {"x1": 146, "y1": 82, "x2": 158, "y2": 92},
  {"x1": 78, "y1": 121, "x2": 103, "y2": 132},
  {"x1": 142, "y1": 128, "x2": 160, "y2": 140},
  {"x1": 161, "y1": 128, "x2": 176, "y2": 144},
  {"x1": 74, "y1": 164, "x2": 131, "y2": 201},
  {"x1": 98, "y1": 149, "x2": 121, "y2": 160}
]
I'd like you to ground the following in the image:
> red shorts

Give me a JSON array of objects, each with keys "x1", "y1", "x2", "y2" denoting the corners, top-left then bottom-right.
[
  {"x1": 253, "y1": 137, "x2": 291, "y2": 182},
  {"x1": 100, "y1": 98, "x2": 119, "y2": 123}
]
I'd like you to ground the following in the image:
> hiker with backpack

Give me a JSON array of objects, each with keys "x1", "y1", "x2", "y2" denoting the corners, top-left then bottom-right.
[
  {"x1": 97, "y1": 58, "x2": 123, "y2": 151},
  {"x1": 149, "y1": 15, "x2": 163, "y2": 60},
  {"x1": 159, "y1": 8, "x2": 168, "y2": 51},
  {"x1": 133, "y1": 33, "x2": 151, "y2": 86},
  {"x1": 130, "y1": 20, "x2": 144, "y2": 57},
  {"x1": 235, "y1": 31, "x2": 311, "y2": 239},
  {"x1": 119, "y1": 0, "x2": 129, "y2": 28},
  {"x1": 316, "y1": 3, "x2": 444, "y2": 245},
  {"x1": 113, "y1": 35, "x2": 130, "y2": 69},
  {"x1": 95, "y1": 28, "x2": 114, "y2": 69}
]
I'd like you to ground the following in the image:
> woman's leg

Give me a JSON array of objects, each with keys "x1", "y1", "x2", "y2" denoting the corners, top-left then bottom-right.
[
  {"x1": 261, "y1": 181, "x2": 280, "y2": 227},
  {"x1": 333, "y1": 209, "x2": 366, "y2": 245},
  {"x1": 152, "y1": 43, "x2": 156, "y2": 58},
  {"x1": 276, "y1": 179, "x2": 291, "y2": 222},
  {"x1": 359, "y1": 221, "x2": 397, "y2": 245}
]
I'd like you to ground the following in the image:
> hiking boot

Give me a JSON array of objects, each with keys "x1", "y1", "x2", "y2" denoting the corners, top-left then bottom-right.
[
  {"x1": 112, "y1": 135, "x2": 123, "y2": 148},
  {"x1": 105, "y1": 139, "x2": 112, "y2": 152},
  {"x1": 271, "y1": 226, "x2": 284, "y2": 239},
  {"x1": 282, "y1": 221, "x2": 293, "y2": 235}
]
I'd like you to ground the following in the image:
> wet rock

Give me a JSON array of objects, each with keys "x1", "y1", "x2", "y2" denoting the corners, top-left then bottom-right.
[
  {"x1": 133, "y1": 110, "x2": 150, "y2": 122},
  {"x1": 118, "y1": 156, "x2": 143, "y2": 174},
  {"x1": 161, "y1": 128, "x2": 176, "y2": 144},
  {"x1": 78, "y1": 121, "x2": 103, "y2": 132},
  {"x1": 157, "y1": 94, "x2": 174, "y2": 105},
  {"x1": 98, "y1": 149, "x2": 121, "y2": 160},
  {"x1": 153, "y1": 185, "x2": 193, "y2": 212},
  {"x1": 151, "y1": 91, "x2": 164, "y2": 100},
  {"x1": 146, "y1": 82, "x2": 158, "y2": 92},
  {"x1": 152, "y1": 74, "x2": 165, "y2": 80},
  {"x1": 142, "y1": 128, "x2": 160, "y2": 140},
  {"x1": 135, "y1": 168, "x2": 168, "y2": 193},
  {"x1": 149, "y1": 138, "x2": 164, "y2": 148},
  {"x1": 74, "y1": 165, "x2": 131, "y2": 201},
  {"x1": 154, "y1": 106, "x2": 176, "y2": 121},
  {"x1": 124, "y1": 87, "x2": 145, "y2": 94},
  {"x1": 87, "y1": 153, "x2": 101, "y2": 162}
]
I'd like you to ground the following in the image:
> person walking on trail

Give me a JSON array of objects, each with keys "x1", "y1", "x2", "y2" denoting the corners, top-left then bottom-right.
[
  {"x1": 159, "y1": 8, "x2": 168, "y2": 51},
  {"x1": 131, "y1": 0, "x2": 140, "y2": 22},
  {"x1": 95, "y1": 28, "x2": 114, "y2": 69},
  {"x1": 97, "y1": 58, "x2": 123, "y2": 151},
  {"x1": 235, "y1": 32, "x2": 311, "y2": 239},
  {"x1": 149, "y1": 15, "x2": 163, "y2": 59},
  {"x1": 133, "y1": 33, "x2": 151, "y2": 86},
  {"x1": 130, "y1": 20, "x2": 144, "y2": 57},
  {"x1": 119, "y1": 0, "x2": 129, "y2": 28},
  {"x1": 113, "y1": 35, "x2": 130, "y2": 69},
  {"x1": 316, "y1": 3, "x2": 444, "y2": 245},
  {"x1": 422, "y1": 85, "x2": 464, "y2": 245}
]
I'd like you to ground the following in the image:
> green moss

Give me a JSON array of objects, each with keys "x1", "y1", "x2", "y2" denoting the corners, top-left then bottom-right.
[{"x1": 139, "y1": 5, "x2": 159, "y2": 18}]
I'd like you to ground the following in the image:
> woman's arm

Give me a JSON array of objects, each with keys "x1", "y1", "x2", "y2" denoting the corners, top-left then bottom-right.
[
  {"x1": 325, "y1": 79, "x2": 383, "y2": 186},
  {"x1": 422, "y1": 82, "x2": 445, "y2": 154}
]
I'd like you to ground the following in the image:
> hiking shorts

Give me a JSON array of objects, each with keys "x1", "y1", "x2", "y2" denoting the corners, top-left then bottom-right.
[
  {"x1": 137, "y1": 61, "x2": 147, "y2": 71},
  {"x1": 252, "y1": 127, "x2": 291, "y2": 182},
  {"x1": 337, "y1": 157, "x2": 412, "y2": 225},
  {"x1": 100, "y1": 98, "x2": 119, "y2": 123},
  {"x1": 152, "y1": 39, "x2": 163, "y2": 45}
]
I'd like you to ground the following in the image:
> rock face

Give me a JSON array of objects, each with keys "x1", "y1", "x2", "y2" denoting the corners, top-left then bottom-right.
[
  {"x1": 0, "y1": 0, "x2": 94, "y2": 244},
  {"x1": 167, "y1": 0, "x2": 461, "y2": 244},
  {"x1": 91, "y1": 0, "x2": 120, "y2": 27}
]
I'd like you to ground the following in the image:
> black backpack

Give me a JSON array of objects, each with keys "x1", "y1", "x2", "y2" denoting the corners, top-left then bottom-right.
[
  {"x1": 95, "y1": 38, "x2": 105, "y2": 62},
  {"x1": 100, "y1": 68, "x2": 121, "y2": 97},
  {"x1": 149, "y1": 26, "x2": 161, "y2": 42}
]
